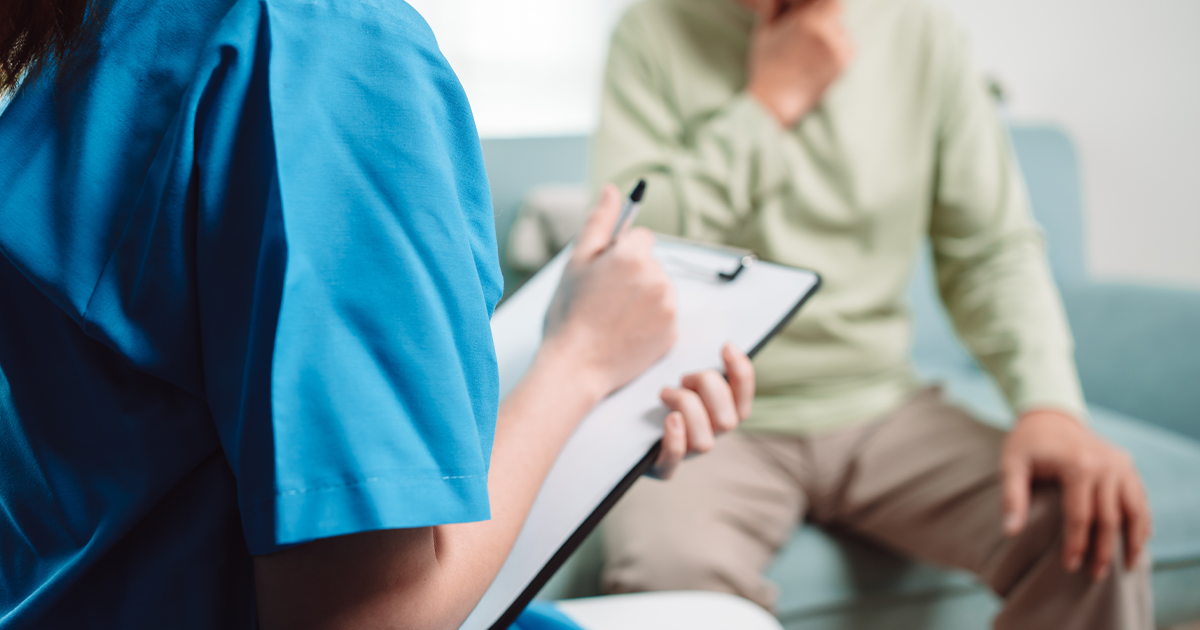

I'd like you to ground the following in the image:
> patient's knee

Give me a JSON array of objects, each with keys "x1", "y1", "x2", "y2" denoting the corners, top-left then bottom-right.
[
  {"x1": 602, "y1": 525, "x2": 778, "y2": 609},
  {"x1": 603, "y1": 527, "x2": 718, "y2": 590},
  {"x1": 984, "y1": 486, "x2": 1065, "y2": 595}
]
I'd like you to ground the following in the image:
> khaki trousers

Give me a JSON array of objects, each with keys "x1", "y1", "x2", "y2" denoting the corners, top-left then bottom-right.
[{"x1": 602, "y1": 388, "x2": 1153, "y2": 630}]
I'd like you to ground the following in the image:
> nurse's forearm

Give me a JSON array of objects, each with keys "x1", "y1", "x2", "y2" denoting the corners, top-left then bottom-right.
[
  {"x1": 253, "y1": 342, "x2": 605, "y2": 630},
  {"x1": 432, "y1": 340, "x2": 609, "y2": 616}
]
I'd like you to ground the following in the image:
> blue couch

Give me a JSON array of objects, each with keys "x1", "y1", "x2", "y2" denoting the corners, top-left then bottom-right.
[{"x1": 479, "y1": 126, "x2": 1200, "y2": 629}]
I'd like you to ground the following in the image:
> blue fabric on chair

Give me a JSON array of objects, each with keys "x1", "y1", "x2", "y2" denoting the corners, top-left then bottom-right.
[
  {"x1": 1009, "y1": 125, "x2": 1088, "y2": 284},
  {"x1": 509, "y1": 602, "x2": 585, "y2": 630},
  {"x1": 1062, "y1": 282, "x2": 1200, "y2": 441}
]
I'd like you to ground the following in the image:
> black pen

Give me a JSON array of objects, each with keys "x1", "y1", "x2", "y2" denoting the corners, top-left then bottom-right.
[{"x1": 608, "y1": 179, "x2": 647, "y2": 246}]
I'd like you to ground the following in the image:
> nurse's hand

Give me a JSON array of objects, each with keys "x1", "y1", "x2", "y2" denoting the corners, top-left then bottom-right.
[
  {"x1": 539, "y1": 184, "x2": 756, "y2": 477},
  {"x1": 652, "y1": 343, "x2": 755, "y2": 479},
  {"x1": 541, "y1": 184, "x2": 678, "y2": 401}
]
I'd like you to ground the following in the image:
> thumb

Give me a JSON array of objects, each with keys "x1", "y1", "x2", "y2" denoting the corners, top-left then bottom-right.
[
  {"x1": 1002, "y1": 457, "x2": 1032, "y2": 536},
  {"x1": 574, "y1": 184, "x2": 621, "y2": 259}
]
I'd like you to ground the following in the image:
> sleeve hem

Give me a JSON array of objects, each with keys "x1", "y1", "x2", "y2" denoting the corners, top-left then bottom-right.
[
  {"x1": 727, "y1": 93, "x2": 795, "y2": 196},
  {"x1": 242, "y1": 473, "x2": 491, "y2": 555},
  {"x1": 1014, "y1": 400, "x2": 1090, "y2": 423},
  {"x1": 725, "y1": 92, "x2": 784, "y2": 138},
  {"x1": 1001, "y1": 359, "x2": 1089, "y2": 424}
]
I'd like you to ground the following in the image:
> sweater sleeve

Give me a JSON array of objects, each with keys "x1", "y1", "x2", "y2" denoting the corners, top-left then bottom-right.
[{"x1": 928, "y1": 20, "x2": 1087, "y2": 420}]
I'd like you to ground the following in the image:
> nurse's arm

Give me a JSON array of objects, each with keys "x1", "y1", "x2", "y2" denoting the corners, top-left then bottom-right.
[{"x1": 253, "y1": 186, "x2": 754, "y2": 630}]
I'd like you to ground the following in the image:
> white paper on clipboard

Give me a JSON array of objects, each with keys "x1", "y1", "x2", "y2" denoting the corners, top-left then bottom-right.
[{"x1": 461, "y1": 237, "x2": 820, "y2": 630}]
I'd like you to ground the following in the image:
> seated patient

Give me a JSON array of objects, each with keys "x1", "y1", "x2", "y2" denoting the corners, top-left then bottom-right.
[
  {"x1": 0, "y1": 1, "x2": 755, "y2": 628},
  {"x1": 593, "y1": 0, "x2": 1153, "y2": 627}
]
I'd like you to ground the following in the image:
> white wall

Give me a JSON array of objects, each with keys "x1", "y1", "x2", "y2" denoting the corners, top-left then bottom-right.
[
  {"x1": 933, "y1": 0, "x2": 1200, "y2": 287},
  {"x1": 411, "y1": 0, "x2": 1200, "y2": 288},
  {"x1": 407, "y1": 0, "x2": 639, "y2": 137}
]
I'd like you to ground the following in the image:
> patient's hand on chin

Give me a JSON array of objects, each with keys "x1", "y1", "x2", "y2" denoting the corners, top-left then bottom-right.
[{"x1": 541, "y1": 184, "x2": 677, "y2": 400}]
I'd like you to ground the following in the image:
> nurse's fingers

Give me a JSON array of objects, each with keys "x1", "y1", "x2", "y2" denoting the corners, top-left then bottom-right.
[{"x1": 575, "y1": 185, "x2": 622, "y2": 259}]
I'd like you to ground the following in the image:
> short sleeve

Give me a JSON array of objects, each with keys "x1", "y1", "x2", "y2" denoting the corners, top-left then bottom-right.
[{"x1": 186, "y1": 0, "x2": 502, "y2": 554}]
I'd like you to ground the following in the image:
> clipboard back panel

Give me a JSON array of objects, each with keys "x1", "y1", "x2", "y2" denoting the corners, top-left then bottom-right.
[{"x1": 464, "y1": 239, "x2": 820, "y2": 630}]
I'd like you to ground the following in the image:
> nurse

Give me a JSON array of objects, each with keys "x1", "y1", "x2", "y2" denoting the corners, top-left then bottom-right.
[{"x1": 0, "y1": 0, "x2": 755, "y2": 629}]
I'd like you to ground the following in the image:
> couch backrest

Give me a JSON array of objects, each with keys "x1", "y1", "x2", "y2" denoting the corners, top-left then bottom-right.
[
  {"x1": 1010, "y1": 125, "x2": 1088, "y2": 284},
  {"x1": 481, "y1": 136, "x2": 590, "y2": 292}
]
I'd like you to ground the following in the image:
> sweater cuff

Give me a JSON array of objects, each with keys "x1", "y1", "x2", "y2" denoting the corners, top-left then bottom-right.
[
  {"x1": 721, "y1": 92, "x2": 794, "y2": 195},
  {"x1": 725, "y1": 92, "x2": 785, "y2": 137},
  {"x1": 996, "y1": 348, "x2": 1089, "y2": 422}
]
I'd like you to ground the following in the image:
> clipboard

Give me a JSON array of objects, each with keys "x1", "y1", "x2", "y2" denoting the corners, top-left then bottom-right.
[{"x1": 461, "y1": 236, "x2": 821, "y2": 630}]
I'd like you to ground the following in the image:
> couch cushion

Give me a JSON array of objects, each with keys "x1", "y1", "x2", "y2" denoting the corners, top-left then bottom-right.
[{"x1": 766, "y1": 525, "x2": 982, "y2": 620}]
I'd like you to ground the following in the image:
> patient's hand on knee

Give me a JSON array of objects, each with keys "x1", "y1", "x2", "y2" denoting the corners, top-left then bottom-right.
[{"x1": 1001, "y1": 409, "x2": 1152, "y2": 582}]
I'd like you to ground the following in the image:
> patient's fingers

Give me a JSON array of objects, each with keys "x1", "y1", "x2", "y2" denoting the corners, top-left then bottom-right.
[
  {"x1": 1001, "y1": 454, "x2": 1031, "y2": 536},
  {"x1": 722, "y1": 344, "x2": 755, "y2": 421},
  {"x1": 652, "y1": 346, "x2": 753, "y2": 480},
  {"x1": 652, "y1": 412, "x2": 688, "y2": 480},
  {"x1": 1062, "y1": 473, "x2": 1096, "y2": 574},
  {"x1": 1091, "y1": 473, "x2": 1120, "y2": 581},
  {"x1": 1122, "y1": 474, "x2": 1151, "y2": 568},
  {"x1": 680, "y1": 370, "x2": 739, "y2": 434},
  {"x1": 661, "y1": 386, "x2": 715, "y2": 454}
]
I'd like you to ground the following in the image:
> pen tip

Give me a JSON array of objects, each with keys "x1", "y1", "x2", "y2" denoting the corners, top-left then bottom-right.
[{"x1": 631, "y1": 179, "x2": 646, "y2": 203}]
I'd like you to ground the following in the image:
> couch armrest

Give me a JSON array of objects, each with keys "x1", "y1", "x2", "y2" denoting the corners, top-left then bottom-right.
[{"x1": 1061, "y1": 282, "x2": 1200, "y2": 441}]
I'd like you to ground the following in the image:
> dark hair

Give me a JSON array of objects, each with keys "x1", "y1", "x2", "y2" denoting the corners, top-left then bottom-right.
[{"x1": 1, "y1": 0, "x2": 107, "y2": 95}]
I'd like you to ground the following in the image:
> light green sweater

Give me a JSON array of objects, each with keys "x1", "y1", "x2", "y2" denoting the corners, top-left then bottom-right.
[{"x1": 592, "y1": 0, "x2": 1086, "y2": 434}]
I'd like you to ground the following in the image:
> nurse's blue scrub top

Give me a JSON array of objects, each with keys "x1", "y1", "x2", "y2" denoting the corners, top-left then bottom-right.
[{"x1": 0, "y1": 0, "x2": 520, "y2": 626}]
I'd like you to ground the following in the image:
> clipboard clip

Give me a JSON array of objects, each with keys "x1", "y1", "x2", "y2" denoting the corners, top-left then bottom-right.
[
  {"x1": 718, "y1": 254, "x2": 758, "y2": 281},
  {"x1": 666, "y1": 253, "x2": 758, "y2": 282}
]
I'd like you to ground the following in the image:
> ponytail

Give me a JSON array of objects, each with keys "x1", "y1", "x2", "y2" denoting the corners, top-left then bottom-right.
[{"x1": 1, "y1": 0, "x2": 107, "y2": 95}]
